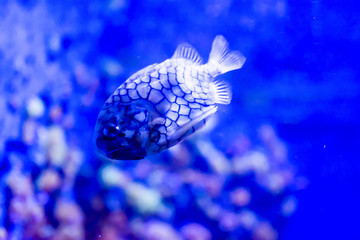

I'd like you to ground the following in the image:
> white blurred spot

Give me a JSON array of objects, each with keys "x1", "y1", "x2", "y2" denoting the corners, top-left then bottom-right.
[
  {"x1": 266, "y1": 172, "x2": 286, "y2": 194},
  {"x1": 100, "y1": 165, "x2": 129, "y2": 187},
  {"x1": 180, "y1": 223, "x2": 211, "y2": 240},
  {"x1": 230, "y1": 188, "x2": 251, "y2": 207},
  {"x1": 141, "y1": 221, "x2": 182, "y2": 240},
  {"x1": 37, "y1": 169, "x2": 62, "y2": 193},
  {"x1": 125, "y1": 183, "x2": 162, "y2": 214},
  {"x1": 0, "y1": 228, "x2": 7, "y2": 239},
  {"x1": 281, "y1": 196, "x2": 298, "y2": 217},
  {"x1": 22, "y1": 119, "x2": 36, "y2": 144},
  {"x1": 252, "y1": 221, "x2": 278, "y2": 240},
  {"x1": 102, "y1": 58, "x2": 123, "y2": 77},
  {"x1": 233, "y1": 151, "x2": 269, "y2": 175},
  {"x1": 46, "y1": 126, "x2": 67, "y2": 167},
  {"x1": 49, "y1": 34, "x2": 60, "y2": 51},
  {"x1": 26, "y1": 96, "x2": 45, "y2": 118},
  {"x1": 238, "y1": 209, "x2": 258, "y2": 231},
  {"x1": 195, "y1": 139, "x2": 230, "y2": 174}
]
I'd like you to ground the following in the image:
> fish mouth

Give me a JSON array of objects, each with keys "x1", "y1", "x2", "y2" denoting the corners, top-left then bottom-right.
[{"x1": 106, "y1": 147, "x2": 145, "y2": 160}]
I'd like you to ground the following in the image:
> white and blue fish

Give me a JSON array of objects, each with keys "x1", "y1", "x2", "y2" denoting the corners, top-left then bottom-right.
[{"x1": 94, "y1": 35, "x2": 245, "y2": 160}]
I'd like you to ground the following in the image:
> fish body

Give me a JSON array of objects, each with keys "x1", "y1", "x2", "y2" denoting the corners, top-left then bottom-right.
[{"x1": 94, "y1": 35, "x2": 245, "y2": 160}]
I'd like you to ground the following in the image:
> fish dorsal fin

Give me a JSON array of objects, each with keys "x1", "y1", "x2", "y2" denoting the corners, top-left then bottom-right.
[
  {"x1": 213, "y1": 79, "x2": 232, "y2": 105},
  {"x1": 208, "y1": 35, "x2": 246, "y2": 74},
  {"x1": 167, "y1": 106, "x2": 217, "y2": 144},
  {"x1": 172, "y1": 43, "x2": 203, "y2": 64}
]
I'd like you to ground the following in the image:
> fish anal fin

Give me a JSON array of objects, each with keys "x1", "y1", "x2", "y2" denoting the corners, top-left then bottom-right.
[{"x1": 172, "y1": 43, "x2": 203, "y2": 65}]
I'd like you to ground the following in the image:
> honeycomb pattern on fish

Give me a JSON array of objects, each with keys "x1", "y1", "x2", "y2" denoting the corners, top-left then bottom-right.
[
  {"x1": 104, "y1": 62, "x2": 217, "y2": 152},
  {"x1": 95, "y1": 35, "x2": 246, "y2": 160}
]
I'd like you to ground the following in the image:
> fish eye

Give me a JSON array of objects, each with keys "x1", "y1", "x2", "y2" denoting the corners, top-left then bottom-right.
[{"x1": 103, "y1": 123, "x2": 120, "y2": 138}]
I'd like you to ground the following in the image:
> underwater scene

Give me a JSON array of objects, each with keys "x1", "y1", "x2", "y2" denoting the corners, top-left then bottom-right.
[{"x1": 0, "y1": 0, "x2": 359, "y2": 239}]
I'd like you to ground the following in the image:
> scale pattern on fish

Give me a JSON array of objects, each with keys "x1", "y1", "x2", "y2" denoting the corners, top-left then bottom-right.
[{"x1": 94, "y1": 35, "x2": 246, "y2": 160}]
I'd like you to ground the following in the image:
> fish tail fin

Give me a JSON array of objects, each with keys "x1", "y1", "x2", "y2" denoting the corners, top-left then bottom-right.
[{"x1": 208, "y1": 35, "x2": 246, "y2": 74}]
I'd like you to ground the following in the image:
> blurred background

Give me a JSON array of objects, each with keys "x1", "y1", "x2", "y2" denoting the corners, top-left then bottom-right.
[{"x1": 0, "y1": 0, "x2": 359, "y2": 239}]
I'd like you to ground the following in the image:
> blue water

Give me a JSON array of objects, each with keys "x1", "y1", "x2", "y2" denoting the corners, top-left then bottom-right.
[{"x1": 0, "y1": 0, "x2": 359, "y2": 239}]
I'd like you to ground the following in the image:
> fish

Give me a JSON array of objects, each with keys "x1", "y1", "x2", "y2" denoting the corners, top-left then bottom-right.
[{"x1": 94, "y1": 35, "x2": 246, "y2": 160}]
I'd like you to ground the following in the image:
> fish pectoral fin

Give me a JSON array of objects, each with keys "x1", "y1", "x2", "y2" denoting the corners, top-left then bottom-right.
[
  {"x1": 172, "y1": 43, "x2": 203, "y2": 65},
  {"x1": 213, "y1": 78, "x2": 232, "y2": 105},
  {"x1": 168, "y1": 106, "x2": 218, "y2": 143}
]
